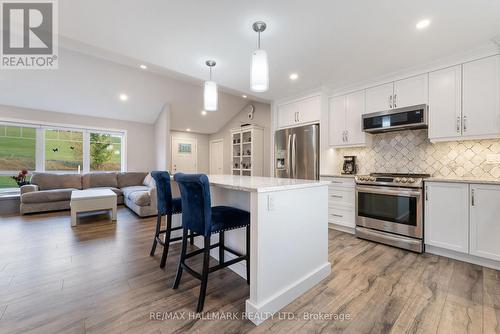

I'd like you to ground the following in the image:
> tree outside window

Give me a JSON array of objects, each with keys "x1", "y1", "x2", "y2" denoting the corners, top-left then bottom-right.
[{"x1": 90, "y1": 133, "x2": 122, "y2": 171}]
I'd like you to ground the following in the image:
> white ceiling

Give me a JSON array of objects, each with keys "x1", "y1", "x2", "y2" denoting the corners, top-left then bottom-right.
[{"x1": 58, "y1": 0, "x2": 500, "y2": 100}]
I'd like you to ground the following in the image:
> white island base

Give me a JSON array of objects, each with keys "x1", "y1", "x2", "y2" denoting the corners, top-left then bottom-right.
[{"x1": 190, "y1": 175, "x2": 331, "y2": 325}]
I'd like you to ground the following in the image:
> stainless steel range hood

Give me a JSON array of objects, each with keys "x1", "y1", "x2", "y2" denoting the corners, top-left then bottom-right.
[{"x1": 362, "y1": 104, "x2": 428, "y2": 134}]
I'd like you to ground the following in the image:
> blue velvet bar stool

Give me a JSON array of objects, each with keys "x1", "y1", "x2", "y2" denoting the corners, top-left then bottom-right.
[
  {"x1": 173, "y1": 173, "x2": 250, "y2": 313},
  {"x1": 150, "y1": 171, "x2": 195, "y2": 268}
]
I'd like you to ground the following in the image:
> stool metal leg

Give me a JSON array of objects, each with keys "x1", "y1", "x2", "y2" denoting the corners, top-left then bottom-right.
[
  {"x1": 246, "y1": 225, "x2": 250, "y2": 285},
  {"x1": 173, "y1": 228, "x2": 188, "y2": 289},
  {"x1": 150, "y1": 214, "x2": 162, "y2": 256},
  {"x1": 219, "y1": 231, "x2": 225, "y2": 265},
  {"x1": 160, "y1": 214, "x2": 172, "y2": 269},
  {"x1": 197, "y1": 235, "x2": 211, "y2": 313}
]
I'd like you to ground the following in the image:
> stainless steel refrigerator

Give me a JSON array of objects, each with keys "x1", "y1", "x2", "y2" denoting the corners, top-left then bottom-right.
[{"x1": 275, "y1": 124, "x2": 320, "y2": 180}]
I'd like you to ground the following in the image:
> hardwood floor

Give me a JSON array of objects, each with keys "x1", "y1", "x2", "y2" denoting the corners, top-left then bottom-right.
[{"x1": 0, "y1": 207, "x2": 499, "y2": 333}]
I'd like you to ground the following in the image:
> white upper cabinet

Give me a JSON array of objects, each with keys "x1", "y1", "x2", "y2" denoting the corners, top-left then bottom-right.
[
  {"x1": 365, "y1": 83, "x2": 394, "y2": 113},
  {"x1": 393, "y1": 74, "x2": 429, "y2": 108},
  {"x1": 428, "y1": 66, "x2": 462, "y2": 141},
  {"x1": 470, "y1": 184, "x2": 500, "y2": 261},
  {"x1": 462, "y1": 55, "x2": 500, "y2": 139},
  {"x1": 329, "y1": 96, "x2": 346, "y2": 146},
  {"x1": 345, "y1": 90, "x2": 366, "y2": 145},
  {"x1": 424, "y1": 182, "x2": 469, "y2": 254},
  {"x1": 277, "y1": 95, "x2": 321, "y2": 129},
  {"x1": 329, "y1": 90, "x2": 367, "y2": 147}
]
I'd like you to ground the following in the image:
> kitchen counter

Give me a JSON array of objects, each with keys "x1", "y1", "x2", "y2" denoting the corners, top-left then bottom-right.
[
  {"x1": 207, "y1": 174, "x2": 329, "y2": 192},
  {"x1": 425, "y1": 177, "x2": 500, "y2": 185},
  {"x1": 320, "y1": 174, "x2": 356, "y2": 178},
  {"x1": 192, "y1": 175, "x2": 330, "y2": 325}
]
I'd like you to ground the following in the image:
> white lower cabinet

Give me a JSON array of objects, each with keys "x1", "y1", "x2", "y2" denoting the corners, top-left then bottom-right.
[
  {"x1": 320, "y1": 176, "x2": 355, "y2": 230},
  {"x1": 425, "y1": 181, "x2": 500, "y2": 263},
  {"x1": 470, "y1": 184, "x2": 500, "y2": 261},
  {"x1": 424, "y1": 182, "x2": 469, "y2": 253}
]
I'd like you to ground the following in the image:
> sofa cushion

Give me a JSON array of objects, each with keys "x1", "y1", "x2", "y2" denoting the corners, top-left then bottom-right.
[
  {"x1": 22, "y1": 188, "x2": 76, "y2": 204},
  {"x1": 128, "y1": 191, "x2": 151, "y2": 207},
  {"x1": 82, "y1": 173, "x2": 118, "y2": 189},
  {"x1": 117, "y1": 172, "x2": 148, "y2": 188},
  {"x1": 122, "y1": 186, "x2": 150, "y2": 199},
  {"x1": 87, "y1": 186, "x2": 123, "y2": 196},
  {"x1": 142, "y1": 173, "x2": 156, "y2": 188},
  {"x1": 30, "y1": 173, "x2": 82, "y2": 191}
]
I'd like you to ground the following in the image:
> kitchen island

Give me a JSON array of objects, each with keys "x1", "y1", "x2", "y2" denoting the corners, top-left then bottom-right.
[{"x1": 189, "y1": 175, "x2": 330, "y2": 325}]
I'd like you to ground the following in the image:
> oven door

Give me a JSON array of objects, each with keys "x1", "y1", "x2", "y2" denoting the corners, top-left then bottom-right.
[{"x1": 355, "y1": 185, "x2": 422, "y2": 238}]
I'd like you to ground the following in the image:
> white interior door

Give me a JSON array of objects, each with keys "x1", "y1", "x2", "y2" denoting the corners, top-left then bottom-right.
[
  {"x1": 171, "y1": 137, "x2": 197, "y2": 173},
  {"x1": 210, "y1": 139, "x2": 224, "y2": 174}
]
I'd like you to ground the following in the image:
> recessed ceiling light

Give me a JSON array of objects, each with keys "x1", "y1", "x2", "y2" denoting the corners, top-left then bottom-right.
[
  {"x1": 201, "y1": 110, "x2": 207, "y2": 116},
  {"x1": 119, "y1": 94, "x2": 128, "y2": 101},
  {"x1": 416, "y1": 19, "x2": 431, "y2": 30},
  {"x1": 139, "y1": 64, "x2": 147, "y2": 70},
  {"x1": 289, "y1": 73, "x2": 299, "y2": 80},
  {"x1": 186, "y1": 128, "x2": 191, "y2": 132},
  {"x1": 242, "y1": 95, "x2": 247, "y2": 98}
]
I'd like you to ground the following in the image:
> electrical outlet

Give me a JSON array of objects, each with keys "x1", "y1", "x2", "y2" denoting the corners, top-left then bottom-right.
[
  {"x1": 267, "y1": 194, "x2": 274, "y2": 211},
  {"x1": 486, "y1": 154, "x2": 500, "y2": 164}
]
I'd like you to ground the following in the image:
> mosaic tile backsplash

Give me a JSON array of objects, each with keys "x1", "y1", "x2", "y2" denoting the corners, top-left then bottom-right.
[{"x1": 336, "y1": 129, "x2": 500, "y2": 178}]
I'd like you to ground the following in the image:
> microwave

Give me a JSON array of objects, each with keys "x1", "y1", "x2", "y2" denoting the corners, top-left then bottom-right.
[{"x1": 362, "y1": 104, "x2": 428, "y2": 133}]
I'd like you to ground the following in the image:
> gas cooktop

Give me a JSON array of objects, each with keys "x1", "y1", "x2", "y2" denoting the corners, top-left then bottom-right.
[{"x1": 354, "y1": 172, "x2": 431, "y2": 188}]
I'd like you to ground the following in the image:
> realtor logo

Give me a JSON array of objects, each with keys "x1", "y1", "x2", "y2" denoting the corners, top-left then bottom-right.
[{"x1": 1, "y1": 0, "x2": 58, "y2": 69}]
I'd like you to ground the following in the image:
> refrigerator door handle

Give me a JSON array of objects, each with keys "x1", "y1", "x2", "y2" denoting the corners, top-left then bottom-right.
[
  {"x1": 286, "y1": 134, "x2": 292, "y2": 178},
  {"x1": 292, "y1": 133, "x2": 297, "y2": 179}
]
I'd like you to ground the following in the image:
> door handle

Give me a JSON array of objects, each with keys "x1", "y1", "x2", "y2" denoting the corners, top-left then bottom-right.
[
  {"x1": 471, "y1": 189, "x2": 475, "y2": 206},
  {"x1": 389, "y1": 95, "x2": 393, "y2": 109},
  {"x1": 292, "y1": 133, "x2": 297, "y2": 178},
  {"x1": 345, "y1": 130, "x2": 349, "y2": 143},
  {"x1": 296, "y1": 112, "x2": 300, "y2": 123},
  {"x1": 463, "y1": 116, "x2": 467, "y2": 132},
  {"x1": 425, "y1": 186, "x2": 428, "y2": 201},
  {"x1": 393, "y1": 94, "x2": 397, "y2": 108},
  {"x1": 456, "y1": 116, "x2": 461, "y2": 133},
  {"x1": 286, "y1": 134, "x2": 292, "y2": 177}
]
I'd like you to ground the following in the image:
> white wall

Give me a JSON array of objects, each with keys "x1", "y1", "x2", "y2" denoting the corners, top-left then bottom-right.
[
  {"x1": 170, "y1": 131, "x2": 210, "y2": 174},
  {"x1": 0, "y1": 104, "x2": 156, "y2": 172},
  {"x1": 154, "y1": 106, "x2": 170, "y2": 170},
  {"x1": 209, "y1": 102, "x2": 271, "y2": 176}
]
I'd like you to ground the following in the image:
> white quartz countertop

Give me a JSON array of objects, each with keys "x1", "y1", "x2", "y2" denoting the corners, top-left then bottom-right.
[
  {"x1": 206, "y1": 175, "x2": 329, "y2": 192},
  {"x1": 320, "y1": 174, "x2": 356, "y2": 178},
  {"x1": 425, "y1": 177, "x2": 500, "y2": 185}
]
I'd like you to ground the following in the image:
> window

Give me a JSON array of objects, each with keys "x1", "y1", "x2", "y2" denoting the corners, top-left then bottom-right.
[
  {"x1": 45, "y1": 129, "x2": 83, "y2": 171},
  {"x1": 90, "y1": 133, "x2": 122, "y2": 171},
  {"x1": 0, "y1": 124, "x2": 36, "y2": 172}
]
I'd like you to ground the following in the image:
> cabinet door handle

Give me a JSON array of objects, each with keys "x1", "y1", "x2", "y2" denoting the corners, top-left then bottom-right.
[
  {"x1": 471, "y1": 189, "x2": 475, "y2": 206},
  {"x1": 463, "y1": 115, "x2": 467, "y2": 132},
  {"x1": 330, "y1": 195, "x2": 343, "y2": 198},
  {"x1": 393, "y1": 94, "x2": 397, "y2": 108},
  {"x1": 330, "y1": 213, "x2": 343, "y2": 218},
  {"x1": 425, "y1": 186, "x2": 428, "y2": 201},
  {"x1": 456, "y1": 116, "x2": 461, "y2": 133},
  {"x1": 389, "y1": 95, "x2": 393, "y2": 109},
  {"x1": 346, "y1": 130, "x2": 349, "y2": 143}
]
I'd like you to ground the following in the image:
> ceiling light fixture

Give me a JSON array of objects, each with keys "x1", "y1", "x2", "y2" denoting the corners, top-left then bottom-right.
[
  {"x1": 204, "y1": 60, "x2": 218, "y2": 111},
  {"x1": 242, "y1": 95, "x2": 247, "y2": 98},
  {"x1": 186, "y1": 128, "x2": 191, "y2": 132},
  {"x1": 416, "y1": 19, "x2": 431, "y2": 30},
  {"x1": 119, "y1": 94, "x2": 128, "y2": 101},
  {"x1": 289, "y1": 73, "x2": 299, "y2": 80},
  {"x1": 250, "y1": 21, "x2": 269, "y2": 93},
  {"x1": 139, "y1": 64, "x2": 147, "y2": 70},
  {"x1": 201, "y1": 110, "x2": 207, "y2": 116}
]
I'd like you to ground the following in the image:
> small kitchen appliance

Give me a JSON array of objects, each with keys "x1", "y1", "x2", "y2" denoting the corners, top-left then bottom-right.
[{"x1": 342, "y1": 156, "x2": 357, "y2": 175}]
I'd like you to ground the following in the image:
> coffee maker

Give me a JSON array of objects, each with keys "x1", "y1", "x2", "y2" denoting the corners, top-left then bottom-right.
[{"x1": 342, "y1": 156, "x2": 356, "y2": 175}]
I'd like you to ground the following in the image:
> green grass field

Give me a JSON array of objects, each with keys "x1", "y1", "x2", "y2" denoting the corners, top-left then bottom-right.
[{"x1": 0, "y1": 126, "x2": 122, "y2": 188}]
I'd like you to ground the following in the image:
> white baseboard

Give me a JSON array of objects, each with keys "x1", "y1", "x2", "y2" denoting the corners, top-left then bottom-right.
[
  {"x1": 328, "y1": 223, "x2": 355, "y2": 235},
  {"x1": 245, "y1": 262, "x2": 331, "y2": 325},
  {"x1": 426, "y1": 245, "x2": 500, "y2": 270}
]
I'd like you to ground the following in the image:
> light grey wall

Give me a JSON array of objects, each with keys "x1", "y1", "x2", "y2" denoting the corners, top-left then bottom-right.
[
  {"x1": 170, "y1": 131, "x2": 210, "y2": 174},
  {"x1": 154, "y1": 106, "x2": 170, "y2": 170},
  {"x1": 0, "y1": 104, "x2": 156, "y2": 172},
  {"x1": 209, "y1": 102, "x2": 271, "y2": 176}
]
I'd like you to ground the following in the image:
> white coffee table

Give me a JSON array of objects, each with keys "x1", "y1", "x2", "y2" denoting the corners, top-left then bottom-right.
[{"x1": 70, "y1": 189, "x2": 117, "y2": 227}]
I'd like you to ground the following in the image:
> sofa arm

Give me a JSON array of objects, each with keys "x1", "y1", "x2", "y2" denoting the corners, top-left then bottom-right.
[
  {"x1": 20, "y1": 184, "x2": 38, "y2": 195},
  {"x1": 148, "y1": 186, "x2": 157, "y2": 210}
]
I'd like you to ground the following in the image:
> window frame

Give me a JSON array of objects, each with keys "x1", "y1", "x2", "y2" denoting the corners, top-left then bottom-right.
[{"x1": 0, "y1": 118, "x2": 127, "y2": 178}]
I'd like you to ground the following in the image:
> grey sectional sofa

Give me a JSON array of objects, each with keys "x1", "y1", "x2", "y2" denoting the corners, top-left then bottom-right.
[{"x1": 20, "y1": 172, "x2": 157, "y2": 217}]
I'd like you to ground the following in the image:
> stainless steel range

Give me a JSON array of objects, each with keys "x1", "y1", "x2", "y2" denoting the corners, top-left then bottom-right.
[{"x1": 354, "y1": 173, "x2": 430, "y2": 253}]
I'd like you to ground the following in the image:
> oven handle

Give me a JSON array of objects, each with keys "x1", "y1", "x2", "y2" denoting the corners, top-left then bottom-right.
[{"x1": 356, "y1": 185, "x2": 422, "y2": 198}]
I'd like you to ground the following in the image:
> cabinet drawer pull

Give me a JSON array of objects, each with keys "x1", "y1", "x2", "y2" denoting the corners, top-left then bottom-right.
[
  {"x1": 330, "y1": 195, "x2": 343, "y2": 199},
  {"x1": 331, "y1": 181, "x2": 343, "y2": 184},
  {"x1": 330, "y1": 213, "x2": 344, "y2": 218}
]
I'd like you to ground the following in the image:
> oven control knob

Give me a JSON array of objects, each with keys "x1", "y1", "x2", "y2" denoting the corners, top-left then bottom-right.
[
  {"x1": 408, "y1": 178, "x2": 415, "y2": 183},
  {"x1": 369, "y1": 176, "x2": 376, "y2": 181},
  {"x1": 401, "y1": 178, "x2": 408, "y2": 183}
]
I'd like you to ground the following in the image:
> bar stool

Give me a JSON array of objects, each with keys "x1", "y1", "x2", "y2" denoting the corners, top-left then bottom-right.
[
  {"x1": 150, "y1": 171, "x2": 194, "y2": 268},
  {"x1": 173, "y1": 173, "x2": 250, "y2": 313}
]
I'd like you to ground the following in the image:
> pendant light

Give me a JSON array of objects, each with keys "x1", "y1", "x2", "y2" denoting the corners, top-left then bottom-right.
[
  {"x1": 251, "y1": 21, "x2": 269, "y2": 92},
  {"x1": 204, "y1": 60, "x2": 218, "y2": 111}
]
